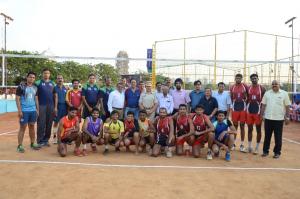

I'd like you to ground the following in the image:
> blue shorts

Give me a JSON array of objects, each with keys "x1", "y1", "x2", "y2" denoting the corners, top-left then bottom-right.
[
  {"x1": 218, "y1": 133, "x2": 229, "y2": 144},
  {"x1": 54, "y1": 103, "x2": 68, "y2": 123},
  {"x1": 20, "y1": 111, "x2": 37, "y2": 125}
]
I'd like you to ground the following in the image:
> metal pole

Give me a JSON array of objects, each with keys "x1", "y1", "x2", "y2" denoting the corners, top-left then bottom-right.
[
  {"x1": 183, "y1": 38, "x2": 186, "y2": 88},
  {"x1": 274, "y1": 36, "x2": 278, "y2": 80},
  {"x1": 244, "y1": 30, "x2": 247, "y2": 81},
  {"x1": 1, "y1": 17, "x2": 5, "y2": 87},
  {"x1": 214, "y1": 35, "x2": 217, "y2": 87},
  {"x1": 151, "y1": 43, "x2": 156, "y2": 88},
  {"x1": 292, "y1": 21, "x2": 295, "y2": 93}
]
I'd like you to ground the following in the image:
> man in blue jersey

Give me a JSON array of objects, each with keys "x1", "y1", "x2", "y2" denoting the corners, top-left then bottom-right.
[
  {"x1": 82, "y1": 74, "x2": 100, "y2": 119},
  {"x1": 101, "y1": 77, "x2": 115, "y2": 121},
  {"x1": 36, "y1": 68, "x2": 55, "y2": 146},
  {"x1": 212, "y1": 111, "x2": 237, "y2": 161}
]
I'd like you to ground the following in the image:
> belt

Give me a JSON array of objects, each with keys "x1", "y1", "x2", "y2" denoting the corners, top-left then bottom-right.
[{"x1": 113, "y1": 107, "x2": 123, "y2": 110}]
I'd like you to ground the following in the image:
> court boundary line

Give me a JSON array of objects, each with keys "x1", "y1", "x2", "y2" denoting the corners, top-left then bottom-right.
[
  {"x1": 283, "y1": 138, "x2": 300, "y2": 145},
  {"x1": 0, "y1": 159, "x2": 300, "y2": 171},
  {"x1": 0, "y1": 130, "x2": 18, "y2": 136}
]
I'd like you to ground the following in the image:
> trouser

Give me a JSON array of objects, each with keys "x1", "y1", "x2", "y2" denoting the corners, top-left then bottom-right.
[
  {"x1": 263, "y1": 119, "x2": 284, "y2": 155},
  {"x1": 37, "y1": 105, "x2": 54, "y2": 144}
]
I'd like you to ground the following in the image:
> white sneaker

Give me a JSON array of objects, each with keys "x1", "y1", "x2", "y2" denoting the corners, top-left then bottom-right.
[
  {"x1": 166, "y1": 150, "x2": 172, "y2": 158},
  {"x1": 253, "y1": 148, "x2": 259, "y2": 155},
  {"x1": 240, "y1": 145, "x2": 247, "y2": 153},
  {"x1": 207, "y1": 151, "x2": 213, "y2": 160}
]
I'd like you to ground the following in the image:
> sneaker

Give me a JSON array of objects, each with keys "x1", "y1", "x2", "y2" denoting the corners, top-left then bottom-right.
[
  {"x1": 273, "y1": 154, "x2": 280, "y2": 159},
  {"x1": 166, "y1": 150, "x2": 172, "y2": 158},
  {"x1": 103, "y1": 149, "x2": 109, "y2": 155},
  {"x1": 225, "y1": 152, "x2": 231, "y2": 161},
  {"x1": 40, "y1": 142, "x2": 50, "y2": 147},
  {"x1": 240, "y1": 145, "x2": 247, "y2": 153},
  {"x1": 261, "y1": 153, "x2": 269, "y2": 157},
  {"x1": 30, "y1": 143, "x2": 41, "y2": 150},
  {"x1": 253, "y1": 148, "x2": 259, "y2": 155},
  {"x1": 207, "y1": 151, "x2": 213, "y2": 160},
  {"x1": 74, "y1": 148, "x2": 82, "y2": 156},
  {"x1": 247, "y1": 147, "x2": 253, "y2": 153},
  {"x1": 231, "y1": 143, "x2": 236, "y2": 151},
  {"x1": 17, "y1": 145, "x2": 25, "y2": 153},
  {"x1": 82, "y1": 149, "x2": 88, "y2": 156}
]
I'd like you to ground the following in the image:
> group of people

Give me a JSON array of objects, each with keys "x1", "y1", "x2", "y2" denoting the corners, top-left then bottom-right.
[{"x1": 15, "y1": 68, "x2": 291, "y2": 161}]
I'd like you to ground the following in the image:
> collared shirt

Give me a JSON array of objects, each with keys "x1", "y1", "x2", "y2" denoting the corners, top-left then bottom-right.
[
  {"x1": 82, "y1": 83, "x2": 100, "y2": 107},
  {"x1": 199, "y1": 96, "x2": 218, "y2": 116},
  {"x1": 139, "y1": 92, "x2": 158, "y2": 109},
  {"x1": 171, "y1": 89, "x2": 191, "y2": 109},
  {"x1": 262, "y1": 89, "x2": 291, "y2": 120},
  {"x1": 189, "y1": 90, "x2": 204, "y2": 110},
  {"x1": 53, "y1": 85, "x2": 67, "y2": 104},
  {"x1": 35, "y1": 79, "x2": 55, "y2": 106},
  {"x1": 101, "y1": 86, "x2": 115, "y2": 113},
  {"x1": 125, "y1": 88, "x2": 140, "y2": 108},
  {"x1": 212, "y1": 91, "x2": 232, "y2": 111},
  {"x1": 107, "y1": 90, "x2": 125, "y2": 113},
  {"x1": 155, "y1": 90, "x2": 162, "y2": 100},
  {"x1": 157, "y1": 94, "x2": 174, "y2": 114}
]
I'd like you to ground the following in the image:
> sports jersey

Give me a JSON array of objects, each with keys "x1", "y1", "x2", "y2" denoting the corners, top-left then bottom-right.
[
  {"x1": 247, "y1": 85, "x2": 263, "y2": 114},
  {"x1": 230, "y1": 83, "x2": 248, "y2": 111},
  {"x1": 156, "y1": 117, "x2": 170, "y2": 136},
  {"x1": 191, "y1": 114, "x2": 208, "y2": 132},
  {"x1": 53, "y1": 85, "x2": 67, "y2": 104},
  {"x1": 213, "y1": 119, "x2": 233, "y2": 141},
  {"x1": 176, "y1": 115, "x2": 190, "y2": 137},
  {"x1": 82, "y1": 83, "x2": 99, "y2": 107},
  {"x1": 35, "y1": 80, "x2": 55, "y2": 106},
  {"x1": 86, "y1": 116, "x2": 103, "y2": 136},
  {"x1": 138, "y1": 118, "x2": 151, "y2": 137},
  {"x1": 16, "y1": 83, "x2": 38, "y2": 112},
  {"x1": 66, "y1": 89, "x2": 82, "y2": 108},
  {"x1": 124, "y1": 119, "x2": 139, "y2": 134},
  {"x1": 103, "y1": 120, "x2": 124, "y2": 139},
  {"x1": 60, "y1": 116, "x2": 78, "y2": 139}
]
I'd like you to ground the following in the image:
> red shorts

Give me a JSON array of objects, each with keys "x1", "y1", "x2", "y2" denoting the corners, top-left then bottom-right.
[
  {"x1": 231, "y1": 111, "x2": 246, "y2": 123},
  {"x1": 246, "y1": 113, "x2": 262, "y2": 125},
  {"x1": 176, "y1": 137, "x2": 188, "y2": 145},
  {"x1": 193, "y1": 135, "x2": 207, "y2": 146}
]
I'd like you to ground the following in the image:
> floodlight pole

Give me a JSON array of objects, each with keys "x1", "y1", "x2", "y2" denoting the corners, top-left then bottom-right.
[{"x1": 285, "y1": 17, "x2": 296, "y2": 93}]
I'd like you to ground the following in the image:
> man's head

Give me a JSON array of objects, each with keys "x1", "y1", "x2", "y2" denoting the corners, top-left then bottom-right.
[
  {"x1": 72, "y1": 79, "x2": 80, "y2": 89},
  {"x1": 165, "y1": 78, "x2": 172, "y2": 87},
  {"x1": 42, "y1": 68, "x2": 51, "y2": 80},
  {"x1": 122, "y1": 78, "x2": 127, "y2": 87},
  {"x1": 194, "y1": 80, "x2": 202, "y2": 91},
  {"x1": 195, "y1": 104, "x2": 205, "y2": 115},
  {"x1": 116, "y1": 82, "x2": 123, "y2": 92},
  {"x1": 146, "y1": 81, "x2": 152, "y2": 92},
  {"x1": 130, "y1": 79, "x2": 137, "y2": 88},
  {"x1": 162, "y1": 84, "x2": 169, "y2": 95},
  {"x1": 179, "y1": 104, "x2": 187, "y2": 115},
  {"x1": 271, "y1": 80, "x2": 280, "y2": 92},
  {"x1": 126, "y1": 111, "x2": 134, "y2": 121},
  {"x1": 105, "y1": 77, "x2": 111, "y2": 86},
  {"x1": 91, "y1": 107, "x2": 100, "y2": 119},
  {"x1": 235, "y1": 74, "x2": 243, "y2": 84},
  {"x1": 111, "y1": 110, "x2": 119, "y2": 121},
  {"x1": 216, "y1": 110, "x2": 226, "y2": 122},
  {"x1": 26, "y1": 71, "x2": 36, "y2": 84},
  {"x1": 68, "y1": 107, "x2": 78, "y2": 119},
  {"x1": 88, "y1": 74, "x2": 96, "y2": 84},
  {"x1": 159, "y1": 107, "x2": 168, "y2": 118},
  {"x1": 250, "y1": 73, "x2": 259, "y2": 85},
  {"x1": 174, "y1": 78, "x2": 183, "y2": 90},
  {"x1": 217, "y1": 82, "x2": 225, "y2": 92},
  {"x1": 139, "y1": 110, "x2": 147, "y2": 121},
  {"x1": 139, "y1": 81, "x2": 145, "y2": 89},
  {"x1": 205, "y1": 87, "x2": 212, "y2": 97},
  {"x1": 156, "y1": 82, "x2": 162, "y2": 92},
  {"x1": 56, "y1": 75, "x2": 64, "y2": 85}
]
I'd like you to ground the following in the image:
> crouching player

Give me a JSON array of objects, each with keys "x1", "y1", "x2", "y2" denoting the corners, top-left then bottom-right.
[
  {"x1": 81, "y1": 107, "x2": 104, "y2": 155},
  {"x1": 191, "y1": 105, "x2": 215, "y2": 159},
  {"x1": 173, "y1": 104, "x2": 195, "y2": 155},
  {"x1": 57, "y1": 107, "x2": 81, "y2": 157},
  {"x1": 121, "y1": 111, "x2": 140, "y2": 153},
  {"x1": 212, "y1": 111, "x2": 236, "y2": 161},
  {"x1": 136, "y1": 110, "x2": 155, "y2": 155},
  {"x1": 102, "y1": 110, "x2": 124, "y2": 155},
  {"x1": 152, "y1": 107, "x2": 175, "y2": 158}
]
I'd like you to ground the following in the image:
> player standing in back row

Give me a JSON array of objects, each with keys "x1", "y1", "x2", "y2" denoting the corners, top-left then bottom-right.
[{"x1": 230, "y1": 74, "x2": 248, "y2": 152}]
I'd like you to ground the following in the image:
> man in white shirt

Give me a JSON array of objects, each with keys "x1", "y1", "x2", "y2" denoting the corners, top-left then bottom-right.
[
  {"x1": 157, "y1": 84, "x2": 174, "y2": 115},
  {"x1": 212, "y1": 82, "x2": 232, "y2": 118},
  {"x1": 108, "y1": 82, "x2": 125, "y2": 119}
]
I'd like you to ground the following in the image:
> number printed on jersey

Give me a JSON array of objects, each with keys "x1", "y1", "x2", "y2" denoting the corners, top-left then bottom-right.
[{"x1": 252, "y1": 95, "x2": 256, "y2": 100}]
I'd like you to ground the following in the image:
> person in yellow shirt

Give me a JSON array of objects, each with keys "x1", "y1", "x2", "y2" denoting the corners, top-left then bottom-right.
[{"x1": 103, "y1": 110, "x2": 124, "y2": 154}]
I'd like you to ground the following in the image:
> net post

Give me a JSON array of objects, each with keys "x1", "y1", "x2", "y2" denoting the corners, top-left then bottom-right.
[
  {"x1": 151, "y1": 43, "x2": 156, "y2": 89},
  {"x1": 244, "y1": 30, "x2": 247, "y2": 82}
]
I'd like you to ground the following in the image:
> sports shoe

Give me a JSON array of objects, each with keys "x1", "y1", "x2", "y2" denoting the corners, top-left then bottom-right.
[
  {"x1": 166, "y1": 150, "x2": 172, "y2": 158},
  {"x1": 239, "y1": 145, "x2": 247, "y2": 153},
  {"x1": 247, "y1": 147, "x2": 253, "y2": 153},
  {"x1": 261, "y1": 153, "x2": 269, "y2": 157},
  {"x1": 230, "y1": 144, "x2": 236, "y2": 151},
  {"x1": 17, "y1": 145, "x2": 25, "y2": 153},
  {"x1": 74, "y1": 148, "x2": 82, "y2": 156},
  {"x1": 253, "y1": 148, "x2": 259, "y2": 155},
  {"x1": 30, "y1": 143, "x2": 41, "y2": 150},
  {"x1": 82, "y1": 149, "x2": 88, "y2": 156},
  {"x1": 207, "y1": 151, "x2": 213, "y2": 160},
  {"x1": 103, "y1": 149, "x2": 109, "y2": 155},
  {"x1": 273, "y1": 154, "x2": 280, "y2": 159},
  {"x1": 225, "y1": 152, "x2": 231, "y2": 161}
]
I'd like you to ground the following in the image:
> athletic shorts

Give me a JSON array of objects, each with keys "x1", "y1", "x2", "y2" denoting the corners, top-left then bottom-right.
[
  {"x1": 54, "y1": 103, "x2": 68, "y2": 123},
  {"x1": 246, "y1": 113, "x2": 262, "y2": 125},
  {"x1": 193, "y1": 134, "x2": 207, "y2": 146},
  {"x1": 176, "y1": 136, "x2": 189, "y2": 145},
  {"x1": 156, "y1": 134, "x2": 169, "y2": 147},
  {"x1": 231, "y1": 111, "x2": 246, "y2": 123},
  {"x1": 82, "y1": 132, "x2": 100, "y2": 144},
  {"x1": 61, "y1": 137, "x2": 73, "y2": 144},
  {"x1": 143, "y1": 135, "x2": 151, "y2": 144},
  {"x1": 109, "y1": 137, "x2": 119, "y2": 145},
  {"x1": 20, "y1": 111, "x2": 37, "y2": 125},
  {"x1": 217, "y1": 133, "x2": 229, "y2": 144}
]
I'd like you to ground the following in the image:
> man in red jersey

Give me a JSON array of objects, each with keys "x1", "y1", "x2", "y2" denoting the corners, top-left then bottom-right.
[
  {"x1": 246, "y1": 74, "x2": 265, "y2": 154},
  {"x1": 230, "y1": 73, "x2": 248, "y2": 152},
  {"x1": 66, "y1": 79, "x2": 83, "y2": 122}
]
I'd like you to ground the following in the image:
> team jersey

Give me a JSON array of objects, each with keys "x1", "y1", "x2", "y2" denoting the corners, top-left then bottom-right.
[
  {"x1": 124, "y1": 119, "x2": 139, "y2": 134},
  {"x1": 66, "y1": 89, "x2": 82, "y2": 108},
  {"x1": 156, "y1": 117, "x2": 171, "y2": 136},
  {"x1": 103, "y1": 120, "x2": 124, "y2": 139},
  {"x1": 53, "y1": 85, "x2": 68, "y2": 104},
  {"x1": 138, "y1": 118, "x2": 151, "y2": 137},
  {"x1": 191, "y1": 114, "x2": 208, "y2": 132},
  {"x1": 213, "y1": 119, "x2": 233, "y2": 141},
  {"x1": 86, "y1": 116, "x2": 103, "y2": 136},
  {"x1": 176, "y1": 114, "x2": 190, "y2": 137},
  {"x1": 247, "y1": 85, "x2": 263, "y2": 114},
  {"x1": 230, "y1": 83, "x2": 248, "y2": 111},
  {"x1": 60, "y1": 116, "x2": 78, "y2": 139}
]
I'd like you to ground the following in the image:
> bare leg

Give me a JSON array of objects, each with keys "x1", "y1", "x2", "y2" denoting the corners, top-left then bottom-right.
[{"x1": 18, "y1": 125, "x2": 27, "y2": 146}]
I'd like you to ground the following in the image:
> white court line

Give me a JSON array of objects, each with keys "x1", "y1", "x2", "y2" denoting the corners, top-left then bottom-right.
[
  {"x1": 0, "y1": 130, "x2": 18, "y2": 136},
  {"x1": 283, "y1": 138, "x2": 300, "y2": 145},
  {"x1": 0, "y1": 159, "x2": 300, "y2": 171}
]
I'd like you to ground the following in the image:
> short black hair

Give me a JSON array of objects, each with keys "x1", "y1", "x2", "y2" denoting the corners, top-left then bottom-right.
[
  {"x1": 205, "y1": 87, "x2": 212, "y2": 91},
  {"x1": 216, "y1": 110, "x2": 226, "y2": 116},
  {"x1": 174, "y1": 78, "x2": 183, "y2": 85},
  {"x1": 250, "y1": 73, "x2": 258, "y2": 79},
  {"x1": 42, "y1": 68, "x2": 51, "y2": 73},
  {"x1": 72, "y1": 79, "x2": 79, "y2": 84},
  {"x1": 179, "y1": 104, "x2": 187, "y2": 109},
  {"x1": 92, "y1": 107, "x2": 100, "y2": 113},
  {"x1": 88, "y1": 73, "x2": 96, "y2": 78},
  {"x1": 127, "y1": 111, "x2": 134, "y2": 116},
  {"x1": 156, "y1": 81, "x2": 161, "y2": 86},
  {"x1": 235, "y1": 73, "x2": 243, "y2": 78},
  {"x1": 69, "y1": 107, "x2": 78, "y2": 112},
  {"x1": 195, "y1": 104, "x2": 205, "y2": 110},
  {"x1": 194, "y1": 80, "x2": 202, "y2": 85},
  {"x1": 159, "y1": 107, "x2": 167, "y2": 112},
  {"x1": 111, "y1": 110, "x2": 119, "y2": 116},
  {"x1": 27, "y1": 71, "x2": 36, "y2": 77},
  {"x1": 217, "y1": 82, "x2": 225, "y2": 87},
  {"x1": 139, "y1": 109, "x2": 147, "y2": 115}
]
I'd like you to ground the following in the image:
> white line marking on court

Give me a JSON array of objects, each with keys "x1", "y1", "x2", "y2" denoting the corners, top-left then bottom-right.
[
  {"x1": 0, "y1": 159, "x2": 300, "y2": 171},
  {"x1": 283, "y1": 138, "x2": 300, "y2": 145},
  {"x1": 0, "y1": 130, "x2": 18, "y2": 136}
]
